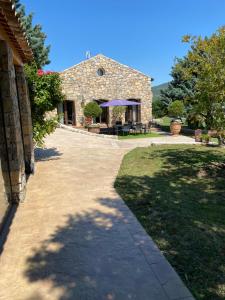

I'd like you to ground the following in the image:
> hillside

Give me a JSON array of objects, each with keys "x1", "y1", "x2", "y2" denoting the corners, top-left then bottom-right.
[{"x1": 152, "y1": 82, "x2": 169, "y2": 101}]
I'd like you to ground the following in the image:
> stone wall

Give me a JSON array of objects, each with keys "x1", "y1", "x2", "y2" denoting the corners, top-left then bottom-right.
[{"x1": 60, "y1": 54, "x2": 152, "y2": 126}]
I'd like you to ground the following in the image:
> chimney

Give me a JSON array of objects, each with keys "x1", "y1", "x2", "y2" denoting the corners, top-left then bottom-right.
[{"x1": 85, "y1": 51, "x2": 91, "y2": 59}]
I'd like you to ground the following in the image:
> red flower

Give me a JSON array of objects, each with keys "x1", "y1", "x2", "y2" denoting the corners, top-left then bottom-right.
[
  {"x1": 37, "y1": 69, "x2": 44, "y2": 76},
  {"x1": 37, "y1": 69, "x2": 56, "y2": 76}
]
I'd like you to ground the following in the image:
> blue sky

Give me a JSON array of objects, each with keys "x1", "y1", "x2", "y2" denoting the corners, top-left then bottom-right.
[{"x1": 22, "y1": 0, "x2": 225, "y2": 86}]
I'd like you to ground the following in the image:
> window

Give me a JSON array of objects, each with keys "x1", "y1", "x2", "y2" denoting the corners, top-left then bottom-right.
[{"x1": 97, "y1": 68, "x2": 105, "y2": 76}]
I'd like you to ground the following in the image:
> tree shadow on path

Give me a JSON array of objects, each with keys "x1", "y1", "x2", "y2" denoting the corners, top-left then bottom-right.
[
  {"x1": 24, "y1": 198, "x2": 170, "y2": 300},
  {"x1": 35, "y1": 147, "x2": 62, "y2": 162}
]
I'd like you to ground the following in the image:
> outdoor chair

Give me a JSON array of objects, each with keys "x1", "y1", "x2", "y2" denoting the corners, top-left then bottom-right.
[
  {"x1": 122, "y1": 124, "x2": 131, "y2": 135},
  {"x1": 114, "y1": 124, "x2": 123, "y2": 135},
  {"x1": 134, "y1": 123, "x2": 143, "y2": 134},
  {"x1": 116, "y1": 121, "x2": 122, "y2": 125},
  {"x1": 148, "y1": 121, "x2": 153, "y2": 131},
  {"x1": 142, "y1": 123, "x2": 149, "y2": 134}
]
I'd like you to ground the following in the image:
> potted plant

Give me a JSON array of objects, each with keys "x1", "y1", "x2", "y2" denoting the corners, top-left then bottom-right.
[
  {"x1": 83, "y1": 102, "x2": 102, "y2": 133},
  {"x1": 195, "y1": 129, "x2": 202, "y2": 142},
  {"x1": 112, "y1": 106, "x2": 126, "y2": 125},
  {"x1": 168, "y1": 100, "x2": 185, "y2": 135}
]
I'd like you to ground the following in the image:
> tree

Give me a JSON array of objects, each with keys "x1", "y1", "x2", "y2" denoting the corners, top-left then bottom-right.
[
  {"x1": 160, "y1": 58, "x2": 197, "y2": 128},
  {"x1": 152, "y1": 99, "x2": 166, "y2": 118},
  {"x1": 161, "y1": 58, "x2": 195, "y2": 105},
  {"x1": 160, "y1": 57, "x2": 198, "y2": 125},
  {"x1": 112, "y1": 106, "x2": 126, "y2": 122},
  {"x1": 13, "y1": 1, "x2": 64, "y2": 146},
  {"x1": 182, "y1": 27, "x2": 225, "y2": 144},
  {"x1": 168, "y1": 100, "x2": 185, "y2": 119},
  {"x1": 83, "y1": 102, "x2": 102, "y2": 120},
  {"x1": 14, "y1": 0, "x2": 50, "y2": 68}
]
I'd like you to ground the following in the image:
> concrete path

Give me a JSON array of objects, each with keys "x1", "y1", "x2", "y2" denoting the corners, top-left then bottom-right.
[
  {"x1": 0, "y1": 129, "x2": 194, "y2": 300},
  {"x1": 117, "y1": 134, "x2": 197, "y2": 149}
]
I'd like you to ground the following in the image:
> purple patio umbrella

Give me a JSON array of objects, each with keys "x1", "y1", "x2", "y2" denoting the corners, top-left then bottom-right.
[{"x1": 100, "y1": 99, "x2": 140, "y2": 107}]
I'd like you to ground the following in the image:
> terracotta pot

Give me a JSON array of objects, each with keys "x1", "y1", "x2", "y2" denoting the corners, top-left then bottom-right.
[
  {"x1": 195, "y1": 129, "x2": 202, "y2": 142},
  {"x1": 170, "y1": 121, "x2": 181, "y2": 135},
  {"x1": 88, "y1": 126, "x2": 100, "y2": 134},
  {"x1": 85, "y1": 116, "x2": 92, "y2": 126}
]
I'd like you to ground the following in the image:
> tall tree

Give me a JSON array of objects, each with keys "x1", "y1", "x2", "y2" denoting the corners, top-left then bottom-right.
[
  {"x1": 160, "y1": 57, "x2": 196, "y2": 107},
  {"x1": 14, "y1": 0, "x2": 50, "y2": 68},
  {"x1": 182, "y1": 27, "x2": 225, "y2": 143},
  {"x1": 13, "y1": 0, "x2": 63, "y2": 146},
  {"x1": 159, "y1": 57, "x2": 198, "y2": 127}
]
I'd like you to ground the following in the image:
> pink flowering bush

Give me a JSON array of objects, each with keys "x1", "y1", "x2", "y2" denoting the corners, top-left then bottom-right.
[{"x1": 25, "y1": 64, "x2": 64, "y2": 146}]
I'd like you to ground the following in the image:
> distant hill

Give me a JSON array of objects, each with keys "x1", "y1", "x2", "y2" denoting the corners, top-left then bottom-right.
[{"x1": 152, "y1": 82, "x2": 169, "y2": 101}]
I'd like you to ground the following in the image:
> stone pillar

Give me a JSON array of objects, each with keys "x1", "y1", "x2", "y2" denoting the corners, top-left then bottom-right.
[
  {"x1": 108, "y1": 106, "x2": 113, "y2": 126},
  {"x1": 121, "y1": 110, "x2": 126, "y2": 124},
  {"x1": 0, "y1": 108, "x2": 11, "y2": 202},
  {"x1": 141, "y1": 97, "x2": 152, "y2": 124},
  {"x1": 15, "y1": 65, "x2": 34, "y2": 174},
  {"x1": 0, "y1": 40, "x2": 26, "y2": 203}
]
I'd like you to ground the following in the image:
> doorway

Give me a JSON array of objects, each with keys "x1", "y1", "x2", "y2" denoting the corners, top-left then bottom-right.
[
  {"x1": 94, "y1": 100, "x2": 109, "y2": 125},
  {"x1": 125, "y1": 99, "x2": 141, "y2": 123},
  {"x1": 63, "y1": 101, "x2": 76, "y2": 126}
]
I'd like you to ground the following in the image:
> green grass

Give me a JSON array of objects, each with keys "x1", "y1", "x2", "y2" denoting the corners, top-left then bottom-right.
[
  {"x1": 155, "y1": 116, "x2": 173, "y2": 133},
  {"x1": 115, "y1": 145, "x2": 225, "y2": 300},
  {"x1": 118, "y1": 132, "x2": 162, "y2": 140},
  {"x1": 157, "y1": 116, "x2": 172, "y2": 126}
]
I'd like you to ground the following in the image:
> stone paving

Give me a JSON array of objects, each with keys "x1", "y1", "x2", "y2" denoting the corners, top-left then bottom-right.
[
  {"x1": 0, "y1": 129, "x2": 195, "y2": 300},
  {"x1": 118, "y1": 134, "x2": 197, "y2": 149}
]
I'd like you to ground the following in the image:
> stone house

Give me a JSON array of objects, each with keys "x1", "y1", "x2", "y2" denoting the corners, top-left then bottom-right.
[
  {"x1": 0, "y1": 0, "x2": 33, "y2": 228},
  {"x1": 59, "y1": 54, "x2": 152, "y2": 127}
]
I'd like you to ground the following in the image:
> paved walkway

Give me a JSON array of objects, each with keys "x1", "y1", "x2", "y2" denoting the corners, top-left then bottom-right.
[
  {"x1": 117, "y1": 134, "x2": 197, "y2": 149},
  {"x1": 0, "y1": 129, "x2": 194, "y2": 300}
]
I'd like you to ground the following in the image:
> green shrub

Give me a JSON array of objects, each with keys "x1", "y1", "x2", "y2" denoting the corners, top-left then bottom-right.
[
  {"x1": 83, "y1": 102, "x2": 102, "y2": 118},
  {"x1": 168, "y1": 100, "x2": 185, "y2": 118},
  {"x1": 201, "y1": 133, "x2": 211, "y2": 143}
]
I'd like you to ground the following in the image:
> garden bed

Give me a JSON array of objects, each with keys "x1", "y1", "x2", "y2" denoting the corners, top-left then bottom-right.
[{"x1": 115, "y1": 145, "x2": 225, "y2": 300}]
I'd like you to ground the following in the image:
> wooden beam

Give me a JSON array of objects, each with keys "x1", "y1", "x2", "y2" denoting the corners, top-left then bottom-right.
[{"x1": 0, "y1": 2, "x2": 33, "y2": 63}]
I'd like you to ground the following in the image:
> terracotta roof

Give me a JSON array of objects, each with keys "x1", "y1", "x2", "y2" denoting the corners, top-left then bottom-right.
[{"x1": 0, "y1": 0, "x2": 33, "y2": 63}]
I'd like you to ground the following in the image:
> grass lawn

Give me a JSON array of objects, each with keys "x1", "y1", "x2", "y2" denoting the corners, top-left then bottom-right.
[
  {"x1": 115, "y1": 145, "x2": 225, "y2": 300},
  {"x1": 157, "y1": 116, "x2": 172, "y2": 126},
  {"x1": 118, "y1": 132, "x2": 162, "y2": 140}
]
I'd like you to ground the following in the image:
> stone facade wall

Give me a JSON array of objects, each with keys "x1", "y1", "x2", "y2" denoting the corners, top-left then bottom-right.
[{"x1": 60, "y1": 54, "x2": 152, "y2": 126}]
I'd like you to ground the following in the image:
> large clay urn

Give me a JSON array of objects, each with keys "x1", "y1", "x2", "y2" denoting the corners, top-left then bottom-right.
[{"x1": 170, "y1": 120, "x2": 182, "y2": 135}]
